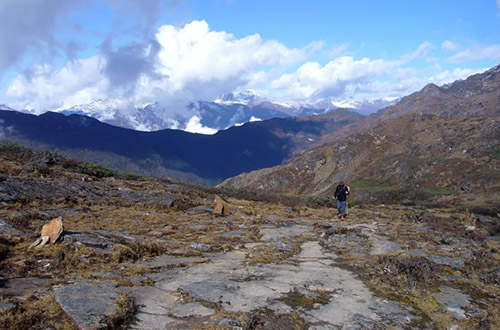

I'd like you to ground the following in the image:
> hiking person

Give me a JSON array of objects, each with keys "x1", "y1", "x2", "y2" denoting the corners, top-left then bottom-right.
[{"x1": 334, "y1": 182, "x2": 350, "y2": 219}]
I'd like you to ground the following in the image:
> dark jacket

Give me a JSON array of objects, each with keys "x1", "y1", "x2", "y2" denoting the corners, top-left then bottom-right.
[{"x1": 334, "y1": 184, "x2": 349, "y2": 201}]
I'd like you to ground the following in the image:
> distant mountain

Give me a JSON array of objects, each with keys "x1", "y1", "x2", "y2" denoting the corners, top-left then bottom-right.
[
  {"x1": 0, "y1": 108, "x2": 363, "y2": 185},
  {"x1": 220, "y1": 64, "x2": 500, "y2": 206},
  {"x1": 56, "y1": 98, "x2": 292, "y2": 132},
  {"x1": 2, "y1": 89, "x2": 394, "y2": 133}
]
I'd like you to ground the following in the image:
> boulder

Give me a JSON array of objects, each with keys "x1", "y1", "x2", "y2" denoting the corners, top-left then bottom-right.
[
  {"x1": 214, "y1": 195, "x2": 230, "y2": 216},
  {"x1": 28, "y1": 217, "x2": 63, "y2": 249},
  {"x1": 41, "y1": 216, "x2": 64, "y2": 244}
]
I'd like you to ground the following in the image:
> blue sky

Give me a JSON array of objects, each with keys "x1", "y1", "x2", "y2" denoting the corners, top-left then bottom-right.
[{"x1": 1, "y1": 0, "x2": 500, "y2": 114}]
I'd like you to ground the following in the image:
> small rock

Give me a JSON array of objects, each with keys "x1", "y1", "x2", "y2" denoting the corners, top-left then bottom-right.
[
  {"x1": 191, "y1": 242, "x2": 212, "y2": 252},
  {"x1": 147, "y1": 230, "x2": 164, "y2": 238}
]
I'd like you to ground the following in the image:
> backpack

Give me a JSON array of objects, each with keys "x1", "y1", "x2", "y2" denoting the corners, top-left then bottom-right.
[{"x1": 335, "y1": 184, "x2": 349, "y2": 201}]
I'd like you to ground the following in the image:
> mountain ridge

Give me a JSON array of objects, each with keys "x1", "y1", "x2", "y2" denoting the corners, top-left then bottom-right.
[{"x1": 0, "y1": 108, "x2": 363, "y2": 185}]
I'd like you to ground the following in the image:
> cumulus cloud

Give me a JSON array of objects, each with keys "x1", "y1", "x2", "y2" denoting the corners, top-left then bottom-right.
[
  {"x1": 184, "y1": 115, "x2": 218, "y2": 135},
  {"x1": 3, "y1": 19, "x2": 304, "y2": 116},
  {"x1": 448, "y1": 45, "x2": 500, "y2": 63},
  {"x1": 153, "y1": 20, "x2": 303, "y2": 95},
  {"x1": 271, "y1": 56, "x2": 398, "y2": 102},
  {"x1": 5, "y1": 57, "x2": 108, "y2": 112}
]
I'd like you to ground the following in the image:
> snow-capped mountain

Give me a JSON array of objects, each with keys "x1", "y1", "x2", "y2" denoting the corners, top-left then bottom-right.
[
  {"x1": 307, "y1": 97, "x2": 400, "y2": 116},
  {"x1": 1, "y1": 90, "x2": 399, "y2": 133},
  {"x1": 214, "y1": 90, "x2": 259, "y2": 105},
  {"x1": 55, "y1": 97, "x2": 292, "y2": 133}
]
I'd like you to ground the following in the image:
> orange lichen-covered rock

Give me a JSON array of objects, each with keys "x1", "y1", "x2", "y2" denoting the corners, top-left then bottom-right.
[{"x1": 41, "y1": 216, "x2": 64, "y2": 244}]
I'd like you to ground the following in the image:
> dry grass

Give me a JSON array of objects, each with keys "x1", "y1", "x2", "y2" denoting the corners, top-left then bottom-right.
[{"x1": 0, "y1": 295, "x2": 77, "y2": 330}]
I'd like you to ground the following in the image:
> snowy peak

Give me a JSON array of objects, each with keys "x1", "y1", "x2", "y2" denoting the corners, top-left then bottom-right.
[{"x1": 214, "y1": 90, "x2": 258, "y2": 105}]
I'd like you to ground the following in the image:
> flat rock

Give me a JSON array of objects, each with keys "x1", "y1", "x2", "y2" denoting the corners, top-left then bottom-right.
[
  {"x1": 188, "y1": 224, "x2": 206, "y2": 231},
  {"x1": 155, "y1": 242, "x2": 423, "y2": 328},
  {"x1": 185, "y1": 206, "x2": 213, "y2": 215},
  {"x1": 0, "y1": 219, "x2": 24, "y2": 235},
  {"x1": 122, "y1": 286, "x2": 177, "y2": 316},
  {"x1": 260, "y1": 225, "x2": 309, "y2": 241},
  {"x1": 111, "y1": 190, "x2": 178, "y2": 208},
  {"x1": 171, "y1": 302, "x2": 215, "y2": 318},
  {"x1": 432, "y1": 286, "x2": 471, "y2": 320},
  {"x1": 137, "y1": 256, "x2": 208, "y2": 269},
  {"x1": 221, "y1": 231, "x2": 247, "y2": 238},
  {"x1": 369, "y1": 238, "x2": 403, "y2": 255},
  {"x1": 53, "y1": 280, "x2": 119, "y2": 330},
  {"x1": 0, "y1": 277, "x2": 52, "y2": 300},
  {"x1": 426, "y1": 255, "x2": 465, "y2": 268},
  {"x1": 405, "y1": 249, "x2": 428, "y2": 257},
  {"x1": 63, "y1": 230, "x2": 135, "y2": 253}
]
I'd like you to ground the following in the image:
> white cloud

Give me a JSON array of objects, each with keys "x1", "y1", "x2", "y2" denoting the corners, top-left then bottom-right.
[
  {"x1": 441, "y1": 40, "x2": 460, "y2": 52},
  {"x1": 448, "y1": 45, "x2": 500, "y2": 63},
  {"x1": 429, "y1": 67, "x2": 484, "y2": 85},
  {"x1": 3, "y1": 20, "x2": 304, "y2": 115},
  {"x1": 184, "y1": 115, "x2": 218, "y2": 135},
  {"x1": 271, "y1": 56, "x2": 398, "y2": 101},
  {"x1": 153, "y1": 20, "x2": 303, "y2": 95},
  {"x1": 5, "y1": 56, "x2": 109, "y2": 112}
]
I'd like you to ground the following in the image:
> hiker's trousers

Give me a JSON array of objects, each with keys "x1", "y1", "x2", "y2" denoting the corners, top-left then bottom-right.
[{"x1": 337, "y1": 200, "x2": 347, "y2": 216}]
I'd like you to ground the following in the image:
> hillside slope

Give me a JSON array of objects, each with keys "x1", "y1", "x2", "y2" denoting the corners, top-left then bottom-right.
[{"x1": 220, "y1": 64, "x2": 500, "y2": 207}]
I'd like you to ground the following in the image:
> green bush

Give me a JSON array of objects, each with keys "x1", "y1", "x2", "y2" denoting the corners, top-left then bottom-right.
[{"x1": 77, "y1": 162, "x2": 115, "y2": 178}]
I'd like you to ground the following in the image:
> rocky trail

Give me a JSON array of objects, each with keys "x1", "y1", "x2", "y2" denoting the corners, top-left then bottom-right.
[{"x1": 0, "y1": 170, "x2": 499, "y2": 329}]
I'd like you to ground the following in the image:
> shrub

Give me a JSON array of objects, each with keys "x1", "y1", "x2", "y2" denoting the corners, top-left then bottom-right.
[{"x1": 77, "y1": 162, "x2": 115, "y2": 178}]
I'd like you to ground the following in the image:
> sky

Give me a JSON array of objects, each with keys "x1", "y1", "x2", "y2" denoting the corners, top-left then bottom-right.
[{"x1": 1, "y1": 0, "x2": 500, "y2": 115}]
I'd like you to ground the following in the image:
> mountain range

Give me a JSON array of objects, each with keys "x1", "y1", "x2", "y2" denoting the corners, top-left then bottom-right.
[
  {"x1": 0, "y1": 107, "x2": 363, "y2": 185},
  {"x1": 2, "y1": 91, "x2": 396, "y2": 133},
  {"x1": 220, "y1": 64, "x2": 500, "y2": 207}
]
